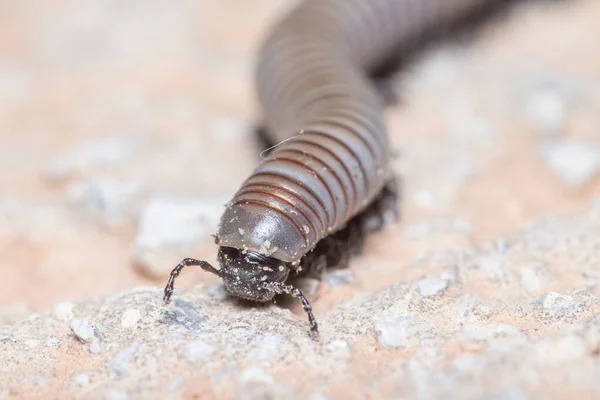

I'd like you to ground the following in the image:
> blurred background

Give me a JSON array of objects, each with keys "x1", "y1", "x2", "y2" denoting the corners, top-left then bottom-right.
[{"x1": 0, "y1": 0, "x2": 599, "y2": 323}]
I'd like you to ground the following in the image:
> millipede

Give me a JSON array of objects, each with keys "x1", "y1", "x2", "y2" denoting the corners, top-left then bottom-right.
[{"x1": 163, "y1": 0, "x2": 510, "y2": 337}]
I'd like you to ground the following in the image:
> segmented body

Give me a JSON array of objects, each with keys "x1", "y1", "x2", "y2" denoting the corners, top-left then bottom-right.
[{"x1": 215, "y1": 0, "x2": 491, "y2": 264}]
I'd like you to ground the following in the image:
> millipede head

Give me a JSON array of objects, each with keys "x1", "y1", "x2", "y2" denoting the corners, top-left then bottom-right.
[
  {"x1": 162, "y1": 246, "x2": 320, "y2": 337},
  {"x1": 216, "y1": 246, "x2": 290, "y2": 301}
]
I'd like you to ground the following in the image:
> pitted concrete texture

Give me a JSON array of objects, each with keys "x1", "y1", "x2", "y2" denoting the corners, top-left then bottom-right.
[{"x1": 2, "y1": 203, "x2": 600, "y2": 399}]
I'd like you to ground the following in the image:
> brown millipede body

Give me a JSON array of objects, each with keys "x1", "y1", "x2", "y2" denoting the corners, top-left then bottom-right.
[{"x1": 163, "y1": 0, "x2": 507, "y2": 338}]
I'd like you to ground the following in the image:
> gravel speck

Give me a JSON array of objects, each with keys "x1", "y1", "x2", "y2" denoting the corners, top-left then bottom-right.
[
  {"x1": 73, "y1": 373, "x2": 90, "y2": 386},
  {"x1": 53, "y1": 301, "x2": 75, "y2": 322},
  {"x1": 70, "y1": 318, "x2": 96, "y2": 343},
  {"x1": 417, "y1": 273, "x2": 453, "y2": 297},
  {"x1": 120, "y1": 309, "x2": 142, "y2": 329},
  {"x1": 374, "y1": 315, "x2": 430, "y2": 348},
  {"x1": 539, "y1": 292, "x2": 578, "y2": 317},
  {"x1": 539, "y1": 139, "x2": 600, "y2": 188},
  {"x1": 132, "y1": 196, "x2": 227, "y2": 277},
  {"x1": 90, "y1": 338, "x2": 102, "y2": 354}
]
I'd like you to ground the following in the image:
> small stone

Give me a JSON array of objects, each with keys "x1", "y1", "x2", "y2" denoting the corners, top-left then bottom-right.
[
  {"x1": 374, "y1": 315, "x2": 430, "y2": 348},
  {"x1": 45, "y1": 337, "x2": 60, "y2": 347},
  {"x1": 240, "y1": 366, "x2": 274, "y2": 384},
  {"x1": 326, "y1": 340, "x2": 350, "y2": 358},
  {"x1": 539, "y1": 139, "x2": 600, "y2": 188},
  {"x1": 417, "y1": 274, "x2": 452, "y2": 297},
  {"x1": 132, "y1": 196, "x2": 226, "y2": 277},
  {"x1": 185, "y1": 340, "x2": 214, "y2": 362},
  {"x1": 89, "y1": 338, "x2": 102, "y2": 354},
  {"x1": 327, "y1": 340, "x2": 348, "y2": 350},
  {"x1": 73, "y1": 373, "x2": 90, "y2": 386},
  {"x1": 70, "y1": 318, "x2": 96, "y2": 343},
  {"x1": 53, "y1": 301, "x2": 75, "y2": 322},
  {"x1": 120, "y1": 309, "x2": 141, "y2": 329},
  {"x1": 538, "y1": 292, "x2": 576, "y2": 317},
  {"x1": 24, "y1": 339, "x2": 39, "y2": 349},
  {"x1": 26, "y1": 314, "x2": 39, "y2": 322},
  {"x1": 520, "y1": 265, "x2": 542, "y2": 292}
]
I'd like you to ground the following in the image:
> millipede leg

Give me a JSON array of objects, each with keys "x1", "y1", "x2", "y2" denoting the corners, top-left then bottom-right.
[
  {"x1": 263, "y1": 281, "x2": 319, "y2": 338},
  {"x1": 163, "y1": 258, "x2": 222, "y2": 304}
]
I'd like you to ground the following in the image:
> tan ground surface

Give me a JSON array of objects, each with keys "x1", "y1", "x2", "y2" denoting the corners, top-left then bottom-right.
[{"x1": 1, "y1": 0, "x2": 600, "y2": 399}]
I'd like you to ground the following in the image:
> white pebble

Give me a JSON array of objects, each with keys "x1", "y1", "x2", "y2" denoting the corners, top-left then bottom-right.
[
  {"x1": 25, "y1": 339, "x2": 39, "y2": 349},
  {"x1": 70, "y1": 318, "x2": 95, "y2": 342},
  {"x1": 53, "y1": 301, "x2": 75, "y2": 322},
  {"x1": 45, "y1": 337, "x2": 60, "y2": 347},
  {"x1": 120, "y1": 309, "x2": 141, "y2": 328},
  {"x1": 520, "y1": 265, "x2": 542, "y2": 292},
  {"x1": 90, "y1": 338, "x2": 102, "y2": 354},
  {"x1": 327, "y1": 340, "x2": 348, "y2": 351},
  {"x1": 374, "y1": 315, "x2": 429, "y2": 348},
  {"x1": 539, "y1": 139, "x2": 600, "y2": 188},
  {"x1": 417, "y1": 276, "x2": 449, "y2": 297},
  {"x1": 539, "y1": 292, "x2": 576, "y2": 317},
  {"x1": 327, "y1": 340, "x2": 350, "y2": 358},
  {"x1": 132, "y1": 196, "x2": 226, "y2": 275},
  {"x1": 73, "y1": 373, "x2": 90, "y2": 386}
]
